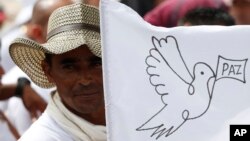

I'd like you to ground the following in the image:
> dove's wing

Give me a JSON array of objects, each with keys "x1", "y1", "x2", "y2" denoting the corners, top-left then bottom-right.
[
  {"x1": 151, "y1": 36, "x2": 193, "y2": 84},
  {"x1": 146, "y1": 36, "x2": 194, "y2": 103},
  {"x1": 146, "y1": 49, "x2": 189, "y2": 98}
]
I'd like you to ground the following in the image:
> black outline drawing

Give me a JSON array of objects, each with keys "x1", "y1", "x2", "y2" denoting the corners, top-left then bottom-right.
[{"x1": 136, "y1": 36, "x2": 248, "y2": 140}]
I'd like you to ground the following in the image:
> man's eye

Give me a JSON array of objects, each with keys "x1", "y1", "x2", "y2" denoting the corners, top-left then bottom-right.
[
  {"x1": 62, "y1": 64, "x2": 75, "y2": 70},
  {"x1": 92, "y1": 61, "x2": 102, "y2": 68}
]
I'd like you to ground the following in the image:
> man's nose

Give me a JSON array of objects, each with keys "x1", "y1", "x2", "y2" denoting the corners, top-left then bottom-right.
[{"x1": 77, "y1": 70, "x2": 92, "y2": 86}]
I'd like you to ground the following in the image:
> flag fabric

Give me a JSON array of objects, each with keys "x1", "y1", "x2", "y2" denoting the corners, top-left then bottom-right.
[{"x1": 100, "y1": 0, "x2": 250, "y2": 141}]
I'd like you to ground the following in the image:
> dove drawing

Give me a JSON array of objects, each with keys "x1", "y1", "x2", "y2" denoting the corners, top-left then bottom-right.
[{"x1": 136, "y1": 36, "x2": 218, "y2": 140}]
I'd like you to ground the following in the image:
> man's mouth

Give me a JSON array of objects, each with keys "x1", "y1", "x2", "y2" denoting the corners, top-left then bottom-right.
[{"x1": 74, "y1": 91, "x2": 99, "y2": 97}]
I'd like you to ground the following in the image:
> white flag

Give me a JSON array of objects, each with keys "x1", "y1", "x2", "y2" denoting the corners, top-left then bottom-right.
[{"x1": 100, "y1": 0, "x2": 250, "y2": 141}]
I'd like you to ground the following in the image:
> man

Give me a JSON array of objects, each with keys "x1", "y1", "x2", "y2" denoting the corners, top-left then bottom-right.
[
  {"x1": 226, "y1": 0, "x2": 250, "y2": 24},
  {"x1": 9, "y1": 3, "x2": 106, "y2": 140}
]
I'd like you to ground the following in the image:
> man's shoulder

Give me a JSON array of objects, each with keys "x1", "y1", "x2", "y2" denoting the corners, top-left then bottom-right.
[{"x1": 18, "y1": 112, "x2": 73, "y2": 141}]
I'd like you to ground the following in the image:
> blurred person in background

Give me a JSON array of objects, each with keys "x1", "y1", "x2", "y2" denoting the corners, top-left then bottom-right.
[
  {"x1": 83, "y1": 0, "x2": 164, "y2": 17},
  {"x1": 121, "y1": 0, "x2": 165, "y2": 17},
  {"x1": 26, "y1": 0, "x2": 75, "y2": 43},
  {"x1": 0, "y1": 39, "x2": 46, "y2": 140},
  {"x1": 0, "y1": 1, "x2": 47, "y2": 134},
  {"x1": 144, "y1": 0, "x2": 228, "y2": 27},
  {"x1": 178, "y1": 7, "x2": 235, "y2": 26},
  {"x1": 0, "y1": 0, "x2": 37, "y2": 72},
  {"x1": 0, "y1": 42, "x2": 18, "y2": 141},
  {"x1": 225, "y1": 0, "x2": 250, "y2": 25},
  {"x1": 0, "y1": 0, "x2": 75, "y2": 139},
  {"x1": 0, "y1": 5, "x2": 6, "y2": 29}
]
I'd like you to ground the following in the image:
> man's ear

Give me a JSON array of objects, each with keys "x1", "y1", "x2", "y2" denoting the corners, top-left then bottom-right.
[
  {"x1": 41, "y1": 60, "x2": 54, "y2": 83},
  {"x1": 27, "y1": 24, "x2": 44, "y2": 43}
]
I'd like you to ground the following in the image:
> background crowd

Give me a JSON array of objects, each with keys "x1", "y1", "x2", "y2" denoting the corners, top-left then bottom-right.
[{"x1": 0, "y1": 0, "x2": 249, "y2": 140}]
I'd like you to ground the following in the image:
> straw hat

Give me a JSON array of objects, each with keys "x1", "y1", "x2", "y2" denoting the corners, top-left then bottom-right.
[{"x1": 9, "y1": 3, "x2": 101, "y2": 88}]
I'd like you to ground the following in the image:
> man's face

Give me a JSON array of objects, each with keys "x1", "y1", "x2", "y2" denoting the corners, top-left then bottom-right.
[
  {"x1": 230, "y1": 0, "x2": 250, "y2": 24},
  {"x1": 43, "y1": 45, "x2": 104, "y2": 118}
]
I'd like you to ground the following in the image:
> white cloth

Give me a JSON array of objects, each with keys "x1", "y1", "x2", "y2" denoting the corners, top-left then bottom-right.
[
  {"x1": 19, "y1": 92, "x2": 106, "y2": 141},
  {"x1": 100, "y1": 0, "x2": 250, "y2": 141}
]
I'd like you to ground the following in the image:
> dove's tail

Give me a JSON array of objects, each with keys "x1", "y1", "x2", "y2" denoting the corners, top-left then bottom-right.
[
  {"x1": 137, "y1": 123, "x2": 176, "y2": 139},
  {"x1": 136, "y1": 105, "x2": 187, "y2": 139}
]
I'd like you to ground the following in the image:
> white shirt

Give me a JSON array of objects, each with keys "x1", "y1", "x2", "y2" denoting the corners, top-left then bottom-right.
[{"x1": 19, "y1": 112, "x2": 74, "y2": 141}]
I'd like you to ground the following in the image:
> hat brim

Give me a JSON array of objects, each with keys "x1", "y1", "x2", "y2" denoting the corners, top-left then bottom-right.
[{"x1": 9, "y1": 30, "x2": 101, "y2": 88}]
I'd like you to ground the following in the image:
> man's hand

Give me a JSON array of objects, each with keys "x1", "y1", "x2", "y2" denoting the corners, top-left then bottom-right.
[{"x1": 22, "y1": 85, "x2": 47, "y2": 119}]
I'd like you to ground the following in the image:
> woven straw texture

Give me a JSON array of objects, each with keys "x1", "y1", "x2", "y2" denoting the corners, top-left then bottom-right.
[{"x1": 9, "y1": 3, "x2": 101, "y2": 88}]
